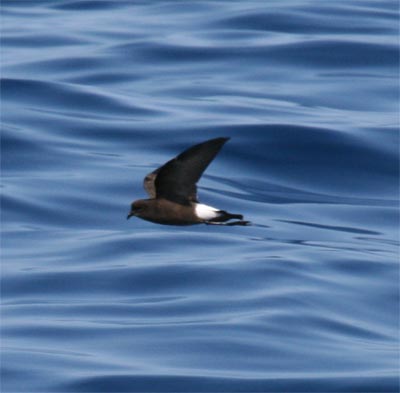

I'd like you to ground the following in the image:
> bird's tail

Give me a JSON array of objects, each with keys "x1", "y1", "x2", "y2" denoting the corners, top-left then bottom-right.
[
  {"x1": 205, "y1": 210, "x2": 250, "y2": 226},
  {"x1": 214, "y1": 211, "x2": 243, "y2": 222}
]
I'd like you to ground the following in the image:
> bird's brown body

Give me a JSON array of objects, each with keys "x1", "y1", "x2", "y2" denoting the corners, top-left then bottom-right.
[
  {"x1": 129, "y1": 198, "x2": 199, "y2": 225},
  {"x1": 127, "y1": 137, "x2": 249, "y2": 226}
]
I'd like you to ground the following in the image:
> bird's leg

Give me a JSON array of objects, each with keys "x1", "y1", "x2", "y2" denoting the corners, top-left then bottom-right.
[
  {"x1": 205, "y1": 220, "x2": 251, "y2": 226},
  {"x1": 226, "y1": 220, "x2": 251, "y2": 226}
]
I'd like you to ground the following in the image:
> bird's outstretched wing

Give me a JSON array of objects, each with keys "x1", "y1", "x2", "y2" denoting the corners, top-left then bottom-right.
[
  {"x1": 143, "y1": 137, "x2": 229, "y2": 205},
  {"x1": 143, "y1": 168, "x2": 160, "y2": 198}
]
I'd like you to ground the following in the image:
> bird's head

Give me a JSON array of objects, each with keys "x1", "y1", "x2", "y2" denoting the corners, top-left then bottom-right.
[{"x1": 127, "y1": 199, "x2": 148, "y2": 220}]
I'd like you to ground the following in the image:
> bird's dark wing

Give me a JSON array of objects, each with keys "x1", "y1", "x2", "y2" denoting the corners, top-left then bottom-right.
[
  {"x1": 149, "y1": 137, "x2": 229, "y2": 205},
  {"x1": 143, "y1": 168, "x2": 160, "y2": 198}
]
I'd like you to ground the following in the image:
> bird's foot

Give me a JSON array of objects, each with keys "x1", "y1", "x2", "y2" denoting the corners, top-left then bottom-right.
[{"x1": 205, "y1": 220, "x2": 251, "y2": 226}]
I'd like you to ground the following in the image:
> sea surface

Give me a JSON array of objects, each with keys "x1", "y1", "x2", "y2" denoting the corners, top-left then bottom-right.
[{"x1": 1, "y1": 1, "x2": 399, "y2": 392}]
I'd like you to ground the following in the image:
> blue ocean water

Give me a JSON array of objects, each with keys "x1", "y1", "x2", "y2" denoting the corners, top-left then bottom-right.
[{"x1": 1, "y1": 1, "x2": 399, "y2": 392}]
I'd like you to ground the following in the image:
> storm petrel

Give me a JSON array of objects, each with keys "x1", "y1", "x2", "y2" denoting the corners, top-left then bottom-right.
[{"x1": 127, "y1": 137, "x2": 250, "y2": 226}]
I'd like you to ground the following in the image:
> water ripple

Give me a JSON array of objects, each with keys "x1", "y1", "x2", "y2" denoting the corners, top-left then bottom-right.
[{"x1": 2, "y1": 1, "x2": 399, "y2": 392}]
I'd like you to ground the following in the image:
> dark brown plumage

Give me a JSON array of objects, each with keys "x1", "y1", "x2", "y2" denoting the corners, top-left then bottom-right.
[{"x1": 127, "y1": 137, "x2": 250, "y2": 226}]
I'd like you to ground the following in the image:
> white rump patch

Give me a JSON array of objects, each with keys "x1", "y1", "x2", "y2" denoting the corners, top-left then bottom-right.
[{"x1": 195, "y1": 203, "x2": 220, "y2": 220}]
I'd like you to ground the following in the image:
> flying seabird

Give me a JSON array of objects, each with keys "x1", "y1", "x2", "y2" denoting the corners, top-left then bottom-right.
[{"x1": 127, "y1": 137, "x2": 250, "y2": 226}]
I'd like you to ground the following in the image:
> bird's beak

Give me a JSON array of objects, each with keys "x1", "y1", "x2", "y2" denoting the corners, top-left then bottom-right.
[{"x1": 127, "y1": 212, "x2": 135, "y2": 220}]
